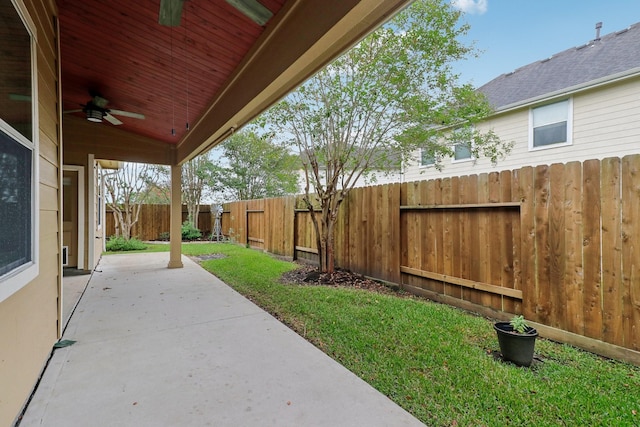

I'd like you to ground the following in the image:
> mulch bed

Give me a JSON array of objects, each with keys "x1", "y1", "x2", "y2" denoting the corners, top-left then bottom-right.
[
  {"x1": 280, "y1": 263, "x2": 406, "y2": 296},
  {"x1": 191, "y1": 253, "x2": 228, "y2": 261}
]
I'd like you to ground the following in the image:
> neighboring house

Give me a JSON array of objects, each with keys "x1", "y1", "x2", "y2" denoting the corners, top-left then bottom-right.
[
  {"x1": 297, "y1": 150, "x2": 403, "y2": 194},
  {"x1": 403, "y1": 22, "x2": 640, "y2": 181}
]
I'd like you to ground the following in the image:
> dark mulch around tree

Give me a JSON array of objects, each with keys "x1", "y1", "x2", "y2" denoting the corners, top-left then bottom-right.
[{"x1": 280, "y1": 263, "x2": 408, "y2": 296}]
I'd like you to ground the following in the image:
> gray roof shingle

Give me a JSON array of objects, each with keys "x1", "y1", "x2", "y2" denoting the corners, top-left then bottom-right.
[{"x1": 478, "y1": 22, "x2": 640, "y2": 110}]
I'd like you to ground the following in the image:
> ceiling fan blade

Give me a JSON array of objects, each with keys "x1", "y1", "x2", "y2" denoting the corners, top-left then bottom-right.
[
  {"x1": 63, "y1": 109, "x2": 83, "y2": 114},
  {"x1": 226, "y1": 0, "x2": 273, "y2": 26},
  {"x1": 159, "y1": 0, "x2": 184, "y2": 26},
  {"x1": 104, "y1": 113, "x2": 123, "y2": 126},
  {"x1": 109, "y1": 109, "x2": 145, "y2": 120}
]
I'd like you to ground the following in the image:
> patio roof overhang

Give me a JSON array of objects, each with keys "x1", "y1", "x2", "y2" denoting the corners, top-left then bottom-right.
[{"x1": 59, "y1": 0, "x2": 413, "y2": 166}]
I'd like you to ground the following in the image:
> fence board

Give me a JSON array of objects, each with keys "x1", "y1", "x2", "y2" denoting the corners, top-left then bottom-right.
[
  {"x1": 388, "y1": 183, "x2": 401, "y2": 284},
  {"x1": 449, "y1": 176, "x2": 462, "y2": 299},
  {"x1": 433, "y1": 180, "x2": 445, "y2": 295},
  {"x1": 622, "y1": 155, "x2": 640, "y2": 351},
  {"x1": 601, "y1": 157, "x2": 623, "y2": 346},
  {"x1": 582, "y1": 159, "x2": 603, "y2": 339},
  {"x1": 488, "y1": 172, "x2": 502, "y2": 311},
  {"x1": 534, "y1": 165, "x2": 552, "y2": 324},
  {"x1": 500, "y1": 171, "x2": 515, "y2": 313},
  {"x1": 466, "y1": 176, "x2": 482, "y2": 304},
  {"x1": 548, "y1": 163, "x2": 565, "y2": 329},
  {"x1": 442, "y1": 178, "x2": 456, "y2": 297},
  {"x1": 423, "y1": 180, "x2": 442, "y2": 294},
  {"x1": 458, "y1": 176, "x2": 471, "y2": 299},
  {"x1": 564, "y1": 161, "x2": 584, "y2": 335},
  {"x1": 516, "y1": 166, "x2": 535, "y2": 319}
]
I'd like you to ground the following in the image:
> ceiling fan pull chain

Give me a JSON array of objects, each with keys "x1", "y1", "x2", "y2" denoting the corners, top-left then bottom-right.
[
  {"x1": 185, "y1": 1, "x2": 190, "y2": 132},
  {"x1": 170, "y1": 22, "x2": 176, "y2": 136}
]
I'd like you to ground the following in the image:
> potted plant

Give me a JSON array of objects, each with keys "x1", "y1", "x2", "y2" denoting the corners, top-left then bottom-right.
[{"x1": 493, "y1": 315, "x2": 538, "y2": 367}]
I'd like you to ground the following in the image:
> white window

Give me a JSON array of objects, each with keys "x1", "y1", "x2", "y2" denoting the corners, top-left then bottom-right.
[
  {"x1": 530, "y1": 99, "x2": 572, "y2": 149},
  {"x1": 0, "y1": 1, "x2": 38, "y2": 302},
  {"x1": 453, "y1": 143, "x2": 472, "y2": 161},
  {"x1": 420, "y1": 148, "x2": 435, "y2": 167}
]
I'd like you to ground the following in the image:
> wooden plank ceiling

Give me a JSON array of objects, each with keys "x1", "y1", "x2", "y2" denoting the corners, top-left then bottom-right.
[
  {"x1": 59, "y1": 0, "x2": 285, "y2": 144},
  {"x1": 58, "y1": 0, "x2": 412, "y2": 164}
]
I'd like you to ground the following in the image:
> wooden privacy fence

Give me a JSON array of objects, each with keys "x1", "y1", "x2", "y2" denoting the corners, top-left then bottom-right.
[
  {"x1": 221, "y1": 155, "x2": 640, "y2": 364},
  {"x1": 105, "y1": 204, "x2": 215, "y2": 240}
]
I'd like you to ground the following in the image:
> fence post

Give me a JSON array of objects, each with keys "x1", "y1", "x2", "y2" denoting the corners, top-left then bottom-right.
[
  {"x1": 292, "y1": 209, "x2": 298, "y2": 261},
  {"x1": 245, "y1": 202, "x2": 249, "y2": 245}
]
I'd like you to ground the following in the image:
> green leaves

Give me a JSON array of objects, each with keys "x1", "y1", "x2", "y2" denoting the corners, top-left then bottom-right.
[
  {"x1": 263, "y1": 0, "x2": 513, "y2": 272},
  {"x1": 217, "y1": 128, "x2": 300, "y2": 201}
]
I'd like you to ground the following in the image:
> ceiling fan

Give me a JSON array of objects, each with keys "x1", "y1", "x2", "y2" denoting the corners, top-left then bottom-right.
[
  {"x1": 158, "y1": 0, "x2": 273, "y2": 27},
  {"x1": 64, "y1": 95, "x2": 145, "y2": 125}
]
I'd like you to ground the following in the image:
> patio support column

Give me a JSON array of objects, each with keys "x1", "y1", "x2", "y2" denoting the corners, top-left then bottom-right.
[{"x1": 168, "y1": 164, "x2": 183, "y2": 269}]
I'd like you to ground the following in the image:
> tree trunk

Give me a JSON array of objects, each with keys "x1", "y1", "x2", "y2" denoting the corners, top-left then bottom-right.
[
  {"x1": 187, "y1": 203, "x2": 201, "y2": 229},
  {"x1": 308, "y1": 194, "x2": 343, "y2": 274}
]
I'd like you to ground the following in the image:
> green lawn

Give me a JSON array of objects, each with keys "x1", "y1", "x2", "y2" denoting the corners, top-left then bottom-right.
[{"x1": 118, "y1": 243, "x2": 640, "y2": 426}]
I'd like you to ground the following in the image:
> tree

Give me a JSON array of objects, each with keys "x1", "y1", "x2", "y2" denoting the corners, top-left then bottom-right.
[
  {"x1": 265, "y1": 0, "x2": 510, "y2": 273},
  {"x1": 217, "y1": 128, "x2": 300, "y2": 201},
  {"x1": 103, "y1": 162, "x2": 159, "y2": 240},
  {"x1": 182, "y1": 153, "x2": 219, "y2": 229},
  {"x1": 150, "y1": 152, "x2": 219, "y2": 230}
]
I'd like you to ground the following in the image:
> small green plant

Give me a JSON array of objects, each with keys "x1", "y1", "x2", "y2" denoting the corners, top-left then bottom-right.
[
  {"x1": 105, "y1": 236, "x2": 147, "y2": 252},
  {"x1": 158, "y1": 231, "x2": 170, "y2": 241},
  {"x1": 510, "y1": 315, "x2": 529, "y2": 334},
  {"x1": 181, "y1": 221, "x2": 202, "y2": 241}
]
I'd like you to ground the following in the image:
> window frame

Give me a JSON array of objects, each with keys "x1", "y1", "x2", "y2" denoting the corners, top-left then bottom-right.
[
  {"x1": 528, "y1": 98, "x2": 573, "y2": 151},
  {"x1": 451, "y1": 128, "x2": 474, "y2": 164},
  {"x1": 0, "y1": 0, "x2": 39, "y2": 303},
  {"x1": 419, "y1": 148, "x2": 436, "y2": 168},
  {"x1": 452, "y1": 142, "x2": 473, "y2": 163}
]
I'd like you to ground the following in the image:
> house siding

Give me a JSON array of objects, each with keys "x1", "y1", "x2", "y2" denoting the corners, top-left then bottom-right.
[
  {"x1": 0, "y1": 0, "x2": 61, "y2": 424},
  {"x1": 403, "y1": 77, "x2": 640, "y2": 182}
]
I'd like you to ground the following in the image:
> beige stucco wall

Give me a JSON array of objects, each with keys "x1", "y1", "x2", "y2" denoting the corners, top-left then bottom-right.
[
  {"x1": 403, "y1": 77, "x2": 640, "y2": 182},
  {"x1": 0, "y1": 0, "x2": 61, "y2": 424}
]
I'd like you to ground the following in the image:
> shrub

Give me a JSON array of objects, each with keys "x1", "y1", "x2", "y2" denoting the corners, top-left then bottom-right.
[
  {"x1": 158, "y1": 231, "x2": 170, "y2": 241},
  {"x1": 106, "y1": 236, "x2": 147, "y2": 252},
  {"x1": 181, "y1": 221, "x2": 202, "y2": 241}
]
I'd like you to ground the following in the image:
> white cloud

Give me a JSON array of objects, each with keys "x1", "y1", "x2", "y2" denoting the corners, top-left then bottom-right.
[{"x1": 451, "y1": 0, "x2": 488, "y2": 15}]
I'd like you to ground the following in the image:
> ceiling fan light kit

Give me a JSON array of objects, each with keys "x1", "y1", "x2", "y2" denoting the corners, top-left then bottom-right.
[{"x1": 85, "y1": 107, "x2": 104, "y2": 123}]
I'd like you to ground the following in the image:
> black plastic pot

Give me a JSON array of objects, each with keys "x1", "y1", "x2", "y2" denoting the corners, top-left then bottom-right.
[{"x1": 494, "y1": 322, "x2": 538, "y2": 367}]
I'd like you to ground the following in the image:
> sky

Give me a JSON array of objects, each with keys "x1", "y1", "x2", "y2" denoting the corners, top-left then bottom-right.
[{"x1": 450, "y1": 0, "x2": 640, "y2": 87}]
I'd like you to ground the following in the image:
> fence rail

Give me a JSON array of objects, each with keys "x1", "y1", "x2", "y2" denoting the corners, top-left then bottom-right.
[{"x1": 107, "y1": 155, "x2": 640, "y2": 363}]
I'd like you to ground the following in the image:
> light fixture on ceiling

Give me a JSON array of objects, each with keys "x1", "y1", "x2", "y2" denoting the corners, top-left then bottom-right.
[
  {"x1": 226, "y1": 0, "x2": 273, "y2": 26},
  {"x1": 85, "y1": 107, "x2": 104, "y2": 123}
]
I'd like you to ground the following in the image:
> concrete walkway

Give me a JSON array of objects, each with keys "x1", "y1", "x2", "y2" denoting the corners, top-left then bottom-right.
[{"x1": 20, "y1": 253, "x2": 425, "y2": 427}]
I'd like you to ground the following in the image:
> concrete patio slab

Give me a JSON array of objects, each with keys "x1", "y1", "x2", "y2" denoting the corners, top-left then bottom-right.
[
  {"x1": 62, "y1": 272, "x2": 92, "y2": 326},
  {"x1": 19, "y1": 252, "x2": 425, "y2": 427}
]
